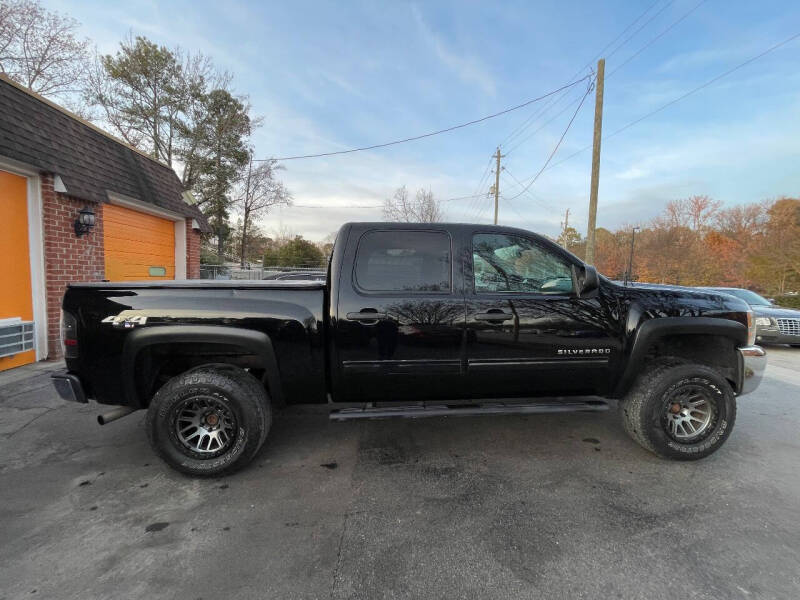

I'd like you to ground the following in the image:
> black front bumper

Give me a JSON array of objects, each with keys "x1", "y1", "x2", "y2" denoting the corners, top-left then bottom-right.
[{"x1": 51, "y1": 371, "x2": 87, "y2": 404}]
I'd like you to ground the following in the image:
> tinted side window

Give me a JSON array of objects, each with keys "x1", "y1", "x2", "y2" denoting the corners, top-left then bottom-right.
[
  {"x1": 473, "y1": 233, "x2": 574, "y2": 294},
  {"x1": 355, "y1": 230, "x2": 451, "y2": 292}
]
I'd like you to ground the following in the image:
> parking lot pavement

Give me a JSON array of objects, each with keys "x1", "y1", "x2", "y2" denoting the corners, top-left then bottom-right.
[{"x1": 1, "y1": 349, "x2": 799, "y2": 600}]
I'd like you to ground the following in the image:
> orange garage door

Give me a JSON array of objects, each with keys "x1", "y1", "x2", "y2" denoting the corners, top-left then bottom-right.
[
  {"x1": 0, "y1": 170, "x2": 35, "y2": 371},
  {"x1": 104, "y1": 204, "x2": 175, "y2": 281}
]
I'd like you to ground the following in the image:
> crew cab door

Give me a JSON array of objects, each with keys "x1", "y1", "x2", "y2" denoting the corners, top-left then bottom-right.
[
  {"x1": 464, "y1": 231, "x2": 619, "y2": 398},
  {"x1": 334, "y1": 227, "x2": 466, "y2": 401}
]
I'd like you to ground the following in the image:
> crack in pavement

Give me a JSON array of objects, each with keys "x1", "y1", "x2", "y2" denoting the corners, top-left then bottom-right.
[
  {"x1": 0, "y1": 380, "x2": 58, "y2": 404},
  {"x1": 330, "y1": 508, "x2": 350, "y2": 600},
  {"x1": 4, "y1": 406, "x2": 63, "y2": 439}
]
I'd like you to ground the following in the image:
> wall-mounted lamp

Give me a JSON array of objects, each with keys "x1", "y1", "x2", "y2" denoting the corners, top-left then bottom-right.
[{"x1": 74, "y1": 206, "x2": 96, "y2": 237}]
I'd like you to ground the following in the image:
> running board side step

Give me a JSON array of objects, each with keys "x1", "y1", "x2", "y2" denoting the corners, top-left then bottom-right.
[{"x1": 329, "y1": 400, "x2": 609, "y2": 421}]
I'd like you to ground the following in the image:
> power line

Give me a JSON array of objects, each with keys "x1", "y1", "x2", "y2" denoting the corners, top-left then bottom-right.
[
  {"x1": 501, "y1": 172, "x2": 561, "y2": 219},
  {"x1": 288, "y1": 192, "x2": 486, "y2": 210},
  {"x1": 499, "y1": 86, "x2": 575, "y2": 149},
  {"x1": 607, "y1": 0, "x2": 708, "y2": 79},
  {"x1": 502, "y1": 170, "x2": 555, "y2": 211},
  {"x1": 473, "y1": 155, "x2": 494, "y2": 196},
  {"x1": 504, "y1": 94, "x2": 582, "y2": 156},
  {"x1": 498, "y1": 0, "x2": 665, "y2": 155},
  {"x1": 441, "y1": 193, "x2": 491, "y2": 203},
  {"x1": 257, "y1": 76, "x2": 591, "y2": 162},
  {"x1": 462, "y1": 155, "x2": 495, "y2": 219},
  {"x1": 579, "y1": 0, "x2": 665, "y2": 74},
  {"x1": 518, "y1": 31, "x2": 800, "y2": 179},
  {"x1": 289, "y1": 204, "x2": 384, "y2": 209},
  {"x1": 605, "y1": 0, "x2": 676, "y2": 62},
  {"x1": 466, "y1": 187, "x2": 491, "y2": 222},
  {"x1": 505, "y1": 78, "x2": 595, "y2": 201},
  {"x1": 499, "y1": 195, "x2": 529, "y2": 224}
]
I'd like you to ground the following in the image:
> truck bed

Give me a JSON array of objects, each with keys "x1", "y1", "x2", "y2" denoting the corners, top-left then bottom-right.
[
  {"x1": 62, "y1": 280, "x2": 328, "y2": 407},
  {"x1": 69, "y1": 280, "x2": 326, "y2": 289}
]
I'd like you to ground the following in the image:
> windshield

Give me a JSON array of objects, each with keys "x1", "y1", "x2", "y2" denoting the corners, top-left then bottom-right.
[{"x1": 717, "y1": 289, "x2": 771, "y2": 306}]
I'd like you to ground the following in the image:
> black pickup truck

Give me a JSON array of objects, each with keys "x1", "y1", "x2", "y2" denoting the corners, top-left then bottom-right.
[{"x1": 52, "y1": 222, "x2": 766, "y2": 476}]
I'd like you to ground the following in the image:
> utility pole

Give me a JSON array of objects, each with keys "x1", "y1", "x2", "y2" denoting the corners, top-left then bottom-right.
[
  {"x1": 240, "y1": 156, "x2": 253, "y2": 268},
  {"x1": 585, "y1": 58, "x2": 605, "y2": 265},
  {"x1": 624, "y1": 226, "x2": 640, "y2": 286},
  {"x1": 492, "y1": 147, "x2": 503, "y2": 225},
  {"x1": 556, "y1": 209, "x2": 569, "y2": 250},
  {"x1": 558, "y1": 208, "x2": 571, "y2": 247}
]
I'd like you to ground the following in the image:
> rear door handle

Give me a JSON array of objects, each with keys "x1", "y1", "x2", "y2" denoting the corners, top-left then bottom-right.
[
  {"x1": 347, "y1": 311, "x2": 389, "y2": 322},
  {"x1": 474, "y1": 312, "x2": 513, "y2": 322}
]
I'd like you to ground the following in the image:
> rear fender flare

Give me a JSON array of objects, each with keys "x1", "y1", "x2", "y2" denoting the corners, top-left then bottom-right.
[
  {"x1": 613, "y1": 317, "x2": 747, "y2": 398},
  {"x1": 122, "y1": 325, "x2": 283, "y2": 407}
]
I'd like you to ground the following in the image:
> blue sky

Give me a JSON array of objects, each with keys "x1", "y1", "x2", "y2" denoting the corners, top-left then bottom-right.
[{"x1": 46, "y1": 0, "x2": 800, "y2": 240}]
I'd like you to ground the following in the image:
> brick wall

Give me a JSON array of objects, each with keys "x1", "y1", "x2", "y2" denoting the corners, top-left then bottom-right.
[
  {"x1": 40, "y1": 176, "x2": 201, "y2": 357},
  {"x1": 42, "y1": 173, "x2": 104, "y2": 358},
  {"x1": 186, "y1": 218, "x2": 201, "y2": 279}
]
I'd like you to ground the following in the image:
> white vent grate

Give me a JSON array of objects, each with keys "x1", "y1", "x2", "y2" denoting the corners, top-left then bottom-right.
[{"x1": 0, "y1": 321, "x2": 35, "y2": 358}]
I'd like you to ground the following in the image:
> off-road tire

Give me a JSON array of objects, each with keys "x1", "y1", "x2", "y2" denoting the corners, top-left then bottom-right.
[
  {"x1": 182, "y1": 364, "x2": 272, "y2": 448},
  {"x1": 146, "y1": 366, "x2": 271, "y2": 476},
  {"x1": 620, "y1": 362, "x2": 736, "y2": 460}
]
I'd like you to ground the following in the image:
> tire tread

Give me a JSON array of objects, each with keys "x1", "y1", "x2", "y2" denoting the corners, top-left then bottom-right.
[
  {"x1": 620, "y1": 360, "x2": 735, "y2": 460},
  {"x1": 146, "y1": 366, "x2": 271, "y2": 477}
]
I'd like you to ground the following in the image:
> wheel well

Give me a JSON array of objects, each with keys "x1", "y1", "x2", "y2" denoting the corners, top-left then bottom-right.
[
  {"x1": 134, "y1": 342, "x2": 269, "y2": 407},
  {"x1": 644, "y1": 334, "x2": 738, "y2": 390}
]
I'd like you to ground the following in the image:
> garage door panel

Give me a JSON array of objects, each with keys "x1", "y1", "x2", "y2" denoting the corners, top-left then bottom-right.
[
  {"x1": 104, "y1": 263, "x2": 175, "y2": 280},
  {"x1": 104, "y1": 247, "x2": 175, "y2": 263},
  {"x1": 104, "y1": 204, "x2": 176, "y2": 281},
  {"x1": 105, "y1": 216, "x2": 174, "y2": 237},
  {"x1": 0, "y1": 170, "x2": 35, "y2": 371},
  {"x1": 105, "y1": 240, "x2": 175, "y2": 258}
]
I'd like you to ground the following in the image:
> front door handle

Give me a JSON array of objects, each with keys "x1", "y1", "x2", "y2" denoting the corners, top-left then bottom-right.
[
  {"x1": 474, "y1": 311, "x2": 512, "y2": 322},
  {"x1": 347, "y1": 310, "x2": 389, "y2": 322}
]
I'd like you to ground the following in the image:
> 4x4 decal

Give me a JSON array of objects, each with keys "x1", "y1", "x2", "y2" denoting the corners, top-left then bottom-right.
[{"x1": 101, "y1": 314, "x2": 148, "y2": 328}]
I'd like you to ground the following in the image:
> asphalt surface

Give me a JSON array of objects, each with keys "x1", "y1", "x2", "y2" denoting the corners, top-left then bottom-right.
[{"x1": 1, "y1": 348, "x2": 799, "y2": 600}]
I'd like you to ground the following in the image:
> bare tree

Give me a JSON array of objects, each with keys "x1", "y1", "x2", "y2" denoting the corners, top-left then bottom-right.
[
  {"x1": 236, "y1": 158, "x2": 292, "y2": 266},
  {"x1": 383, "y1": 185, "x2": 442, "y2": 223},
  {"x1": 0, "y1": 0, "x2": 90, "y2": 97},
  {"x1": 660, "y1": 195, "x2": 721, "y2": 231}
]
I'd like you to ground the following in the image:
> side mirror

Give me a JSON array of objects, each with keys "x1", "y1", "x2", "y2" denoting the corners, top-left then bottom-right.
[{"x1": 574, "y1": 264, "x2": 599, "y2": 298}]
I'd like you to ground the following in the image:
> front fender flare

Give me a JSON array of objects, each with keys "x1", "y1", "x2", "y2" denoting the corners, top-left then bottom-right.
[
  {"x1": 122, "y1": 325, "x2": 283, "y2": 407},
  {"x1": 612, "y1": 317, "x2": 747, "y2": 398}
]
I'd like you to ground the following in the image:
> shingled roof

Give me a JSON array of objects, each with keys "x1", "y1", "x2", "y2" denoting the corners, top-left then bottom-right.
[{"x1": 0, "y1": 75, "x2": 210, "y2": 232}]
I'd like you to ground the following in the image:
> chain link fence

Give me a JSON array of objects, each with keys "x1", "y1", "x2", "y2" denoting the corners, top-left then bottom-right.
[{"x1": 199, "y1": 264, "x2": 327, "y2": 280}]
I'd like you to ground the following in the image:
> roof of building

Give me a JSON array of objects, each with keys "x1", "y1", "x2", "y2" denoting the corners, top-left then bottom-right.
[{"x1": 0, "y1": 75, "x2": 210, "y2": 232}]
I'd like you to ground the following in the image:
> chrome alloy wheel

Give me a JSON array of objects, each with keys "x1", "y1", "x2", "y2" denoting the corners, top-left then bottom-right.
[
  {"x1": 663, "y1": 385, "x2": 716, "y2": 442},
  {"x1": 173, "y1": 396, "x2": 237, "y2": 454}
]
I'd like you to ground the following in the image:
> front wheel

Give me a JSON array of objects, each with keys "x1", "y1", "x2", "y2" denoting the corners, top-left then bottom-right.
[
  {"x1": 146, "y1": 366, "x2": 271, "y2": 476},
  {"x1": 621, "y1": 362, "x2": 736, "y2": 460}
]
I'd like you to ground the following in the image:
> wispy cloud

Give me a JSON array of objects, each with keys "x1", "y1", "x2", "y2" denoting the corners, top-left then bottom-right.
[
  {"x1": 616, "y1": 167, "x2": 648, "y2": 180},
  {"x1": 656, "y1": 45, "x2": 751, "y2": 73},
  {"x1": 410, "y1": 5, "x2": 496, "y2": 97}
]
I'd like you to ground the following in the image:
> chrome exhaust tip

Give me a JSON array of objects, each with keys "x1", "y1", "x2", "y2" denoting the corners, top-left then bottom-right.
[{"x1": 97, "y1": 406, "x2": 136, "y2": 425}]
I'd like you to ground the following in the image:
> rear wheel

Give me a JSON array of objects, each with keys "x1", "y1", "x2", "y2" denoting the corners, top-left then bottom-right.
[
  {"x1": 146, "y1": 366, "x2": 271, "y2": 476},
  {"x1": 621, "y1": 362, "x2": 736, "y2": 460}
]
